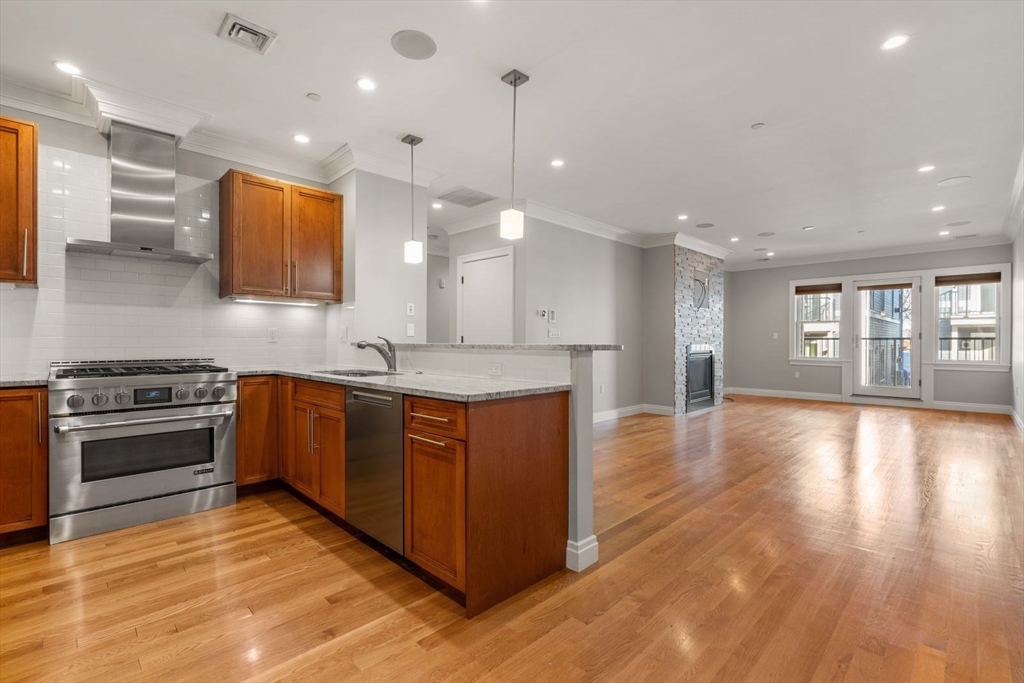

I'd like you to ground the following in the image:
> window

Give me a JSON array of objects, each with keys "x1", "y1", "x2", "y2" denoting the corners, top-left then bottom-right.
[
  {"x1": 935, "y1": 272, "x2": 1000, "y2": 362},
  {"x1": 795, "y1": 283, "x2": 841, "y2": 359}
]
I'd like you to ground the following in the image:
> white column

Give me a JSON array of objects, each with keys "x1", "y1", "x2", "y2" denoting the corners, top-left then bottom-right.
[{"x1": 566, "y1": 350, "x2": 599, "y2": 571}]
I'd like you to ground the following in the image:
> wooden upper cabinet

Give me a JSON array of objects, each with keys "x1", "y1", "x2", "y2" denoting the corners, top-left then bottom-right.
[
  {"x1": 0, "y1": 116, "x2": 38, "y2": 285},
  {"x1": 219, "y1": 170, "x2": 343, "y2": 302},
  {"x1": 291, "y1": 186, "x2": 342, "y2": 300},
  {"x1": 0, "y1": 388, "x2": 47, "y2": 533},
  {"x1": 237, "y1": 376, "x2": 279, "y2": 486}
]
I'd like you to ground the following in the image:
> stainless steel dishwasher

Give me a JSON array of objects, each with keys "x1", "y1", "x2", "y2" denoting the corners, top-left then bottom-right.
[{"x1": 345, "y1": 389, "x2": 404, "y2": 553}]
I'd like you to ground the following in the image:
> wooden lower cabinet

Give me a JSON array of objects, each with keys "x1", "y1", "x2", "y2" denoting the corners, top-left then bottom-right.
[
  {"x1": 315, "y1": 407, "x2": 345, "y2": 517},
  {"x1": 290, "y1": 402, "x2": 318, "y2": 499},
  {"x1": 404, "y1": 430, "x2": 466, "y2": 591},
  {"x1": 0, "y1": 387, "x2": 47, "y2": 534},
  {"x1": 236, "y1": 376, "x2": 278, "y2": 485}
]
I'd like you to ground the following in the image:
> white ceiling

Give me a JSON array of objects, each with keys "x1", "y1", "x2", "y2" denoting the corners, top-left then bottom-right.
[{"x1": 1, "y1": 1, "x2": 1021, "y2": 267}]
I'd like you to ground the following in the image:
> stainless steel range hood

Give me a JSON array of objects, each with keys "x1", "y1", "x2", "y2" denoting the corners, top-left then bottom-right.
[{"x1": 66, "y1": 121, "x2": 213, "y2": 264}]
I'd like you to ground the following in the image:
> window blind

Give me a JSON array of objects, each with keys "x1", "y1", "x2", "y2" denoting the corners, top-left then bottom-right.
[
  {"x1": 934, "y1": 272, "x2": 1001, "y2": 286},
  {"x1": 794, "y1": 283, "x2": 842, "y2": 295}
]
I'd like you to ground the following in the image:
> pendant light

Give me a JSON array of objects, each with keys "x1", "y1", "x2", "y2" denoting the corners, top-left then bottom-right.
[
  {"x1": 500, "y1": 69, "x2": 529, "y2": 240},
  {"x1": 402, "y1": 134, "x2": 424, "y2": 264}
]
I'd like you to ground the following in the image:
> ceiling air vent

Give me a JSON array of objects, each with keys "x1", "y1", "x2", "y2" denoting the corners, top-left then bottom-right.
[
  {"x1": 217, "y1": 13, "x2": 278, "y2": 55},
  {"x1": 954, "y1": 234, "x2": 979, "y2": 240},
  {"x1": 435, "y1": 186, "x2": 499, "y2": 208}
]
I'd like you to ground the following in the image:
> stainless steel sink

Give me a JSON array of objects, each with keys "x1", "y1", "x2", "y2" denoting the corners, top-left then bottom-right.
[{"x1": 315, "y1": 369, "x2": 399, "y2": 378}]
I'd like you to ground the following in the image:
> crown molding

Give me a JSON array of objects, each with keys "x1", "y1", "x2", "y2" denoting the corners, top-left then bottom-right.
[
  {"x1": 82, "y1": 79, "x2": 210, "y2": 139},
  {"x1": 0, "y1": 78, "x2": 94, "y2": 127},
  {"x1": 322, "y1": 143, "x2": 444, "y2": 186},
  {"x1": 725, "y1": 234, "x2": 1013, "y2": 272},
  {"x1": 524, "y1": 201, "x2": 647, "y2": 247},
  {"x1": 178, "y1": 131, "x2": 328, "y2": 184},
  {"x1": 670, "y1": 232, "x2": 731, "y2": 259},
  {"x1": 437, "y1": 201, "x2": 507, "y2": 236},
  {"x1": 426, "y1": 243, "x2": 450, "y2": 257}
]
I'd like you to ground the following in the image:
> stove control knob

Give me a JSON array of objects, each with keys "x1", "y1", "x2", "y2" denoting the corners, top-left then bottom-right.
[
  {"x1": 212, "y1": 386, "x2": 226, "y2": 400},
  {"x1": 91, "y1": 393, "x2": 109, "y2": 407},
  {"x1": 175, "y1": 388, "x2": 190, "y2": 401},
  {"x1": 115, "y1": 391, "x2": 131, "y2": 405},
  {"x1": 194, "y1": 387, "x2": 209, "y2": 399},
  {"x1": 67, "y1": 395, "x2": 85, "y2": 409}
]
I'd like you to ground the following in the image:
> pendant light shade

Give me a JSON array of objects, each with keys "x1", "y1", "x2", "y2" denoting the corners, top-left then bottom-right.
[
  {"x1": 401, "y1": 134, "x2": 424, "y2": 264},
  {"x1": 500, "y1": 208, "x2": 524, "y2": 240},
  {"x1": 500, "y1": 69, "x2": 529, "y2": 241}
]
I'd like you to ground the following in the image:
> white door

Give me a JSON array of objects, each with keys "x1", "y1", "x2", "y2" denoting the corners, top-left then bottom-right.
[
  {"x1": 853, "y1": 277, "x2": 921, "y2": 398},
  {"x1": 457, "y1": 247, "x2": 514, "y2": 344}
]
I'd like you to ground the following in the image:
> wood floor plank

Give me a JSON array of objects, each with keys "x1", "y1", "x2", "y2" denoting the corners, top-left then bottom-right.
[{"x1": 1, "y1": 396, "x2": 1020, "y2": 683}]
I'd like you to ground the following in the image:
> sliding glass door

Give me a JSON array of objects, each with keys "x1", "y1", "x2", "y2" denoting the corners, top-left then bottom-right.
[{"x1": 853, "y1": 278, "x2": 921, "y2": 398}]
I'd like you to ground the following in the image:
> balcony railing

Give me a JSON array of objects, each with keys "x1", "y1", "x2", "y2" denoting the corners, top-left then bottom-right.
[
  {"x1": 860, "y1": 337, "x2": 911, "y2": 387},
  {"x1": 799, "y1": 295, "x2": 840, "y2": 322},
  {"x1": 937, "y1": 288, "x2": 996, "y2": 319},
  {"x1": 937, "y1": 337, "x2": 996, "y2": 361},
  {"x1": 801, "y1": 337, "x2": 839, "y2": 359}
]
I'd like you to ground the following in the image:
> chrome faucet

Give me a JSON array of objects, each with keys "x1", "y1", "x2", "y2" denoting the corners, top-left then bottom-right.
[{"x1": 356, "y1": 336, "x2": 397, "y2": 371}]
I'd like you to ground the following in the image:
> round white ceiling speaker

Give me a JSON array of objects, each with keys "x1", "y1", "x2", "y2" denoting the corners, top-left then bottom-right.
[
  {"x1": 946, "y1": 220, "x2": 972, "y2": 227},
  {"x1": 937, "y1": 176, "x2": 971, "y2": 187},
  {"x1": 753, "y1": 247, "x2": 768, "y2": 252},
  {"x1": 757, "y1": 231, "x2": 775, "y2": 237},
  {"x1": 306, "y1": 92, "x2": 321, "y2": 102},
  {"x1": 392, "y1": 30, "x2": 437, "y2": 60},
  {"x1": 695, "y1": 223, "x2": 715, "y2": 229}
]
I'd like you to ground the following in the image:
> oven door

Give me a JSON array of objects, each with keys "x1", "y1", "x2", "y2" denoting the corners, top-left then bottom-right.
[{"x1": 49, "y1": 403, "x2": 236, "y2": 516}]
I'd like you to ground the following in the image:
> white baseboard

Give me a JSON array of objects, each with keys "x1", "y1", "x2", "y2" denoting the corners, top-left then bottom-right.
[
  {"x1": 724, "y1": 387, "x2": 842, "y2": 403},
  {"x1": 565, "y1": 535, "x2": 599, "y2": 572},
  {"x1": 593, "y1": 404, "x2": 675, "y2": 423},
  {"x1": 933, "y1": 401, "x2": 1014, "y2": 416},
  {"x1": 1012, "y1": 408, "x2": 1023, "y2": 433}
]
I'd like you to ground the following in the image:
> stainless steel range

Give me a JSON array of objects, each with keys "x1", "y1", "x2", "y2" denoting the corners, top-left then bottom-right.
[{"x1": 47, "y1": 359, "x2": 237, "y2": 544}]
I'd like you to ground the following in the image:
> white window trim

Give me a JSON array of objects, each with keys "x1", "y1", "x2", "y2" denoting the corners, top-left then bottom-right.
[
  {"x1": 929, "y1": 263, "x2": 1010, "y2": 370},
  {"x1": 788, "y1": 277, "x2": 845, "y2": 365}
]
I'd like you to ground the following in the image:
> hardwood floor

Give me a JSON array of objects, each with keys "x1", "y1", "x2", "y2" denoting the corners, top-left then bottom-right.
[{"x1": 1, "y1": 396, "x2": 1021, "y2": 682}]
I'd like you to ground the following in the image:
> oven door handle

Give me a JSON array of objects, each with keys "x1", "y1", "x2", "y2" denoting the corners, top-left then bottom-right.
[{"x1": 53, "y1": 410, "x2": 234, "y2": 434}]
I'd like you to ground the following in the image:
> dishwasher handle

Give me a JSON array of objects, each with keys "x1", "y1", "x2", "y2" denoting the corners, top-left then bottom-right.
[{"x1": 351, "y1": 391, "x2": 394, "y2": 408}]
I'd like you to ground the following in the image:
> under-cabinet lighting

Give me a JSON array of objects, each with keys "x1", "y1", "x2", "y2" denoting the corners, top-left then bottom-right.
[{"x1": 233, "y1": 298, "x2": 320, "y2": 307}]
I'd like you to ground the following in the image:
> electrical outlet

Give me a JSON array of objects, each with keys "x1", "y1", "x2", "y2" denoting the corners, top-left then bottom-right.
[
  {"x1": 406, "y1": 303, "x2": 415, "y2": 316},
  {"x1": 406, "y1": 323, "x2": 415, "y2": 337},
  {"x1": 547, "y1": 327, "x2": 561, "y2": 339},
  {"x1": 549, "y1": 309, "x2": 557, "y2": 323},
  {"x1": 267, "y1": 328, "x2": 278, "y2": 343},
  {"x1": 794, "y1": 371, "x2": 800, "y2": 379},
  {"x1": 339, "y1": 325, "x2": 349, "y2": 343},
  {"x1": 773, "y1": 332, "x2": 779, "y2": 340},
  {"x1": 600, "y1": 384, "x2": 605, "y2": 394},
  {"x1": 488, "y1": 362, "x2": 503, "y2": 377}
]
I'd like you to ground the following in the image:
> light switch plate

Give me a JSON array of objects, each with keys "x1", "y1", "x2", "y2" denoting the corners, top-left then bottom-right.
[
  {"x1": 547, "y1": 327, "x2": 561, "y2": 338},
  {"x1": 549, "y1": 309, "x2": 557, "y2": 323},
  {"x1": 488, "y1": 362, "x2": 503, "y2": 376},
  {"x1": 267, "y1": 328, "x2": 278, "y2": 343},
  {"x1": 406, "y1": 323, "x2": 415, "y2": 337},
  {"x1": 406, "y1": 303, "x2": 415, "y2": 316},
  {"x1": 339, "y1": 325, "x2": 348, "y2": 343}
]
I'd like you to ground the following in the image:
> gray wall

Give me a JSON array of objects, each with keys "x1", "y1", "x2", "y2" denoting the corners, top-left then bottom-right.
[
  {"x1": 725, "y1": 244, "x2": 1015, "y2": 405},
  {"x1": 447, "y1": 219, "x2": 644, "y2": 414},
  {"x1": 641, "y1": 246, "x2": 675, "y2": 408},
  {"x1": 426, "y1": 254, "x2": 451, "y2": 342}
]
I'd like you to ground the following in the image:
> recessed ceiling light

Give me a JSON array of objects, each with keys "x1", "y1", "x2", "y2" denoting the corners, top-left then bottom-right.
[
  {"x1": 802, "y1": 225, "x2": 815, "y2": 231},
  {"x1": 432, "y1": 203, "x2": 442, "y2": 209},
  {"x1": 678, "y1": 215, "x2": 688, "y2": 221},
  {"x1": 766, "y1": 252, "x2": 775, "y2": 257},
  {"x1": 356, "y1": 78, "x2": 377, "y2": 91},
  {"x1": 918, "y1": 165, "x2": 935, "y2": 173},
  {"x1": 939, "y1": 231, "x2": 950, "y2": 236},
  {"x1": 757, "y1": 231, "x2": 775, "y2": 237},
  {"x1": 551, "y1": 159, "x2": 564, "y2": 167},
  {"x1": 937, "y1": 176, "x2": 971, "y2": 187},
  {"x1": 931, "y1": 206, "x2": 945, "y2": 212},
  {"x1": 881, "y1": 34, "x2": 910, "y2": 50},
  {"x1": 54, "y1": 61, "x2": 81, "y2": 75},
  {"x1": 751, "y1": 123, "x2": 765, "y2": 130},
  {"x1": 306, "y1": 93, "x2": 321, "y2": 102},
  {"x1": 293, "y1": 134, "x2": 310, "y2": 144},
  {"x1": 730, "y1": 237, "x2": 739, "y2": 242},
  {"x1": 695, "y1": 223, "x2": 714, "y2": 229}
]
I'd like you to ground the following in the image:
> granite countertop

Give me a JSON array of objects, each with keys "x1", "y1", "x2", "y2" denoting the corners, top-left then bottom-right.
[
  {"x1": 0, "y1": 377, "x2": 48, "y2": 388},
  {"x1": 236, "y1": 366, "x2": 571, "y2": 402},
  {"x1": 391, "y1": 343, "x2": 624, "y2": 351}
]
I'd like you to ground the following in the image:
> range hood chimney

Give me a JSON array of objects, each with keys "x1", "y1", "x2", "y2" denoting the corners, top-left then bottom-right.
[{"x1": 66, "y1": 121, "x2": 213, "y2": 264}]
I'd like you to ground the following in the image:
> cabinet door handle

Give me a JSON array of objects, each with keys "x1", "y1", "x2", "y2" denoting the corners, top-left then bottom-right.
[
  {"x1": 37, "y1": 392, "x2": 42, "y2": 444},
  {"x1": 312, "y1": 412, "x2": 319, "y2": 449},
  {"x1": 410, "y1": 412, "x2": 449, "y2": 423},
  {"x1": 409, "y1": 433, "x2": 447, "y2": 448},
  {"x1": 292, "y1": 261, "x2": 298, "y2": 293},
  {"x1": 286, "y1": 261, "x2": 291, "y2": 295},
  {"x1": 307, "y1": 409, "x2": 312, "y2": 454},
  {"x1": 22, "y1": 229, "x2": 28, "y2": 276}
]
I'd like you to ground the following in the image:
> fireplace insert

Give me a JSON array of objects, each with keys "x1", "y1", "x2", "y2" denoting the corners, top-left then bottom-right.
[{"x1": 686, "y1": 344, "x2": 715, "y2": 412}]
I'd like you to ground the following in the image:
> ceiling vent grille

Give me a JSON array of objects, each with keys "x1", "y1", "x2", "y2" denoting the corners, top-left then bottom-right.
[
  {"x1": 954, "y1": 233, "x2": 979, "y2": 240},
  {"x1": 217, "y1": 14, "x2": 278, "y2": 55},
  {"x1": 435, "y1": 186, "x2": 499, "y2": 208}
]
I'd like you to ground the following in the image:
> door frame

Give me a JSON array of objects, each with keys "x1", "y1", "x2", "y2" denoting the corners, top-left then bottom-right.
[
  {"x1": 455, "y1": 246, "x2": 515, "y2": 344},
  {"x1": 852, "y1": 276, "x2": 921, "y2": 398}
]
